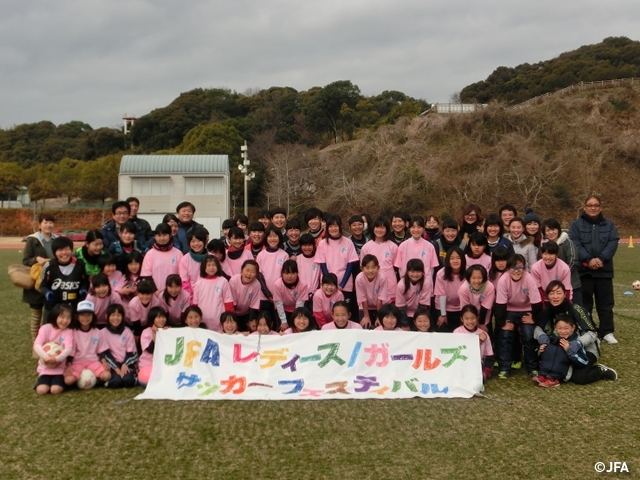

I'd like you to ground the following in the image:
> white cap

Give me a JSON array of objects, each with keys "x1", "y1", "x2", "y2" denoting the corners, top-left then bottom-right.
[{"x1": 76, "y1": 300, "x2": 95, "y2": 314}]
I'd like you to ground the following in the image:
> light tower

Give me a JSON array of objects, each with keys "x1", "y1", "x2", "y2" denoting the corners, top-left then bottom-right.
[{"x1": 238, "y1": 141, "x2": 255, "y2": 216}]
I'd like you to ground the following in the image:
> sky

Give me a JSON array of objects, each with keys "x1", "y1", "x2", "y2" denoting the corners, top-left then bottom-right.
[{"x1": 1, "y1": 0, "x2": 639, "y2": 130}]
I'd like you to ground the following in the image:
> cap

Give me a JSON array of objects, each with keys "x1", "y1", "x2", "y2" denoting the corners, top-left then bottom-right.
[{"x1": 76, "y1": 300, "x2": 95, "y2": 314}]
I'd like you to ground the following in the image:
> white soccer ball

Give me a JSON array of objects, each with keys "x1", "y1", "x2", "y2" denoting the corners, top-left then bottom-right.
[
  {"x1": 77, "y1": 369, "x2": 97, "y2": 390},
  {"x1": 632, "y1": 280, "x2": 640, "y2": 291},
  {"x1": 39, "y1": 342, "x2": 63, "y2": 366}
]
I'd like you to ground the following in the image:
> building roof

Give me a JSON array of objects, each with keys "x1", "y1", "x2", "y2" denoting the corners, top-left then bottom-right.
[{"x1": 119, "y1": 155, "x2": 229, "y2": 175}]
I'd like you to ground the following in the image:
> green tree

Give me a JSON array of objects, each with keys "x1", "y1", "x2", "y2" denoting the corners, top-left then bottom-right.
[
  {"x1": 303, "y1": 80, "x2": 362, "y2": 142},
  {"x1": 0, "y1": 162, "x2": 23, "y2": 206},
  {"x1": 77, "y1": 154, "x2": 121, "y2": 206}
]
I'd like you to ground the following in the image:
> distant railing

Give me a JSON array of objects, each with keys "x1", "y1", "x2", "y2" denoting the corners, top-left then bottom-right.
[{"x1": 510, "y1": 77, "x2": 639, "y2": 109}]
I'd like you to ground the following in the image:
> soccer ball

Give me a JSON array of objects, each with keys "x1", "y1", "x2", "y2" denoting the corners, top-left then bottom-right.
[
  {"x1": 633, "y1": 280, "x2": 640, "y2": 290},
  {"x1": 77, "y1": 369, "x2": 97, "y2": 390},
  {"x1": 39, "y1": 342, "x2": 64, "y2": 366}
]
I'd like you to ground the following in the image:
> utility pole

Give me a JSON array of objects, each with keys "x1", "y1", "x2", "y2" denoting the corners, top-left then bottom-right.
[{"x1": 238, "y1": 141, "x2": 255, "y2": 216}]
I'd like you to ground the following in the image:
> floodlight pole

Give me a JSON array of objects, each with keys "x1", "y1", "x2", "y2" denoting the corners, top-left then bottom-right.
[{"x1": 239, "y1": 141, "x2": 254, "y2": 216}]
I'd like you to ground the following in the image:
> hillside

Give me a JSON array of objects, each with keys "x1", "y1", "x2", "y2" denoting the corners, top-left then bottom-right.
[
  {"x1": 278, "y1": 85, "x2": 640, "y2": 232},
  {"x1": 460, "y1": 36, "x2": 640, "y2": 105}
]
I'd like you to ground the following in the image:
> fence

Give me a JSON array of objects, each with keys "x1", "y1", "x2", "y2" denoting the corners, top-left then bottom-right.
[{"x1": 0, "y1": 208, "x2": 107, "y2": 236}]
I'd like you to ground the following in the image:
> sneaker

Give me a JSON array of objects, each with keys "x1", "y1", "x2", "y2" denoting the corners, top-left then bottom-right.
[
  {"x1": 538, "y1": 377, "x2": 560, "y2": 388},
  {"x1": 529, "y1": 370, "x2": 539, "y2": 378},
  {"x1": 531, "y1": 374, "x2": 546, "y2": 386},
  {"x1": 602, "y1": 333, "x2": 619, "y2": 344},
  {"x1": 493, "y1": 361, "x2": 499, "y2": 368},
  {"x1": 511, "y1": 361, "x2": 522, "y2": 370},
  {"x1": 597, "y1": 364, "x2": 618, "y2": 380},
  {"x1": 497, "y1": 370, "x2": 509, "y2": 379}
]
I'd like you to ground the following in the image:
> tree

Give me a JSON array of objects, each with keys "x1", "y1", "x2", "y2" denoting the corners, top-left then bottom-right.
[
  {"x1": 0, "y1": 162, "x2": 23, "y2": 206},
  {"x1": 77, "y1": 155, "x2": 121, "y2": 206},
  {"x1": 55, "y1": 158, "x2": 84, "y2": 204},
  {"x1": 303, "y1": 81, "x2": 362, "y2": 142},
  {"x1": 28, "y1": 176, "x2": 58, "y2": 208}
]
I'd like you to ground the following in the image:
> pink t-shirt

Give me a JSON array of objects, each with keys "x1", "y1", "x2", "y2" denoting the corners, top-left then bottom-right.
[
  {"x1": 98, "y1": 326, "x2": 136, "y2": 364},
  {"x1": 296, "y1": 254, "x2": 321, "y2": 292},
  {"x1": 321, "y1": 320, "x2": 363, "y2": 330},
  {"x1": 141, "y1": 246, "x2": 183, "y2": 292},
  {"x1": 224, "y1": 249, "x2": 254, "y2": 277},
  {"x1": 228, "y1": 274, "x2": 261, "y2": 315},
  {"x1": 193, "y1": 276, "x2": 234, "y2": 332},
  {"x1": 178, "y1": 254, "x2": 202, "y2": 299},
  {"x1": 395, "y1": 277, "x2": 433, "y2": 317},
  {"x1": 315, "y1": 236, "x2": 359, "y2": 292},
  {"x1": 312, "y1": 288, "x2": 344, "y2": 327},
  {"x1": 457, "y1": 281, "x2": 496, "y2": 325},
  {"x1": 354, "y1": 272, "x2": 389, "y2": 309},
  {"x1": 34, "y1": 324, "x2": 74, "y2": 375},
  {"x1": 138, "y1": 327, "x2": 156, "y2": 369},
  {"x1": 360, "y1": 240, "x2": 398, "y2": 298},
  {"x1": 86, "y1": 291, "x2": 123, "y2": 326},
  {"x1": 465, "y1": 254, "x2": 492, "y2": 272},
  {"x1": 530, "y1": 259, "x2": 572, "y2": 301},
  {"x1": 394, "y1": 237, "x2": 439, "y2": 277},
  {"x1": 256, "y1": 249, "x2": 290, "y2": 301},
  {"x1": 496, "y1": 271, "x2": 542, "y2": 311},
  {"x1": 489, "y1": 270, "x2": 505, "y2": 291},
  {"x1": 72, "y1": 328, "x2": 102, "y2": 363},
  {"x1": 434, "y1": 269, "x2": 465, "y2": 313},
  {"x1": 250, "y1": 330, "x2": 280, "y2": 336},
  {"x1": 273, "y1": 278, "x2": 309, "y2": 312},
  {"x1": 453, "y1": 326, "x2": 494, "y2": 358},
  {"x1": 127, "y1": 294, "x2": 162, "y2": 327},
  {"x1": 108, "y1": 270, "x2": 124, "y2": 291},
  {"x1": 373, "y1": 326, "x2": 403, "y2": 331},
  {"x1": 159, "y1": 289, "x2": 191, "y2": 324},
  {"x1": 112, "y1": 273, "x2": 139, "y2": 310}
]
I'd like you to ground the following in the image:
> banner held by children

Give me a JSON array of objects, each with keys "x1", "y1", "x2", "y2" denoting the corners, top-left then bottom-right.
[{"x1": 135, "y1": 329, "x2": 482, "y2": 401}]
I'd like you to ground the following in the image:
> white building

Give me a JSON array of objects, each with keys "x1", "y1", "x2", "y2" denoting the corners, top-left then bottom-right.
[{"x1": 118, "y1": 155, "x2": 229, "y2": 236}]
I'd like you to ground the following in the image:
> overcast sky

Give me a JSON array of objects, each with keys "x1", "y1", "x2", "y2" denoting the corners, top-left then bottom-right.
[{"x1": 1, "y1": 0, "x2": 639, "y2": 130}]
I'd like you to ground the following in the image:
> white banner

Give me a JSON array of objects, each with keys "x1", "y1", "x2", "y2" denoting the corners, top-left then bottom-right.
[{"x1": 135, "y1": 329, "x2": 482, "y2": 401}]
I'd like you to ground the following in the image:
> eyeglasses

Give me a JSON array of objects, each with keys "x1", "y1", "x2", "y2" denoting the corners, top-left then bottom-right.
[
  {"x1": 510, "y1": 266, "x2": 525, "y2": 271},
  {"x1": 584, "y1": 204, "x2": 601, "y2": 208}
]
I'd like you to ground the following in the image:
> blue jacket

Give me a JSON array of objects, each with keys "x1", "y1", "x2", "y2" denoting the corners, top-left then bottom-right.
[
  {"x1": 569, "y1": 212, "x2": 618, "y2": 278},
  {"x1": 537, "y1": 331, "x2": 589, "y2": 380}
]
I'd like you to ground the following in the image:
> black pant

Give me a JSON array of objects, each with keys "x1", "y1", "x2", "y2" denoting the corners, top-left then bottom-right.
[
  {"x1": 580, "y1": 275, "x2": 614, "y2": 336},
  {"x1": 571, "y1": 352, "x2": 602, "y2": 385},
  {"x1": 107, "y1": 368, "x2": 137, "y2": 388}
]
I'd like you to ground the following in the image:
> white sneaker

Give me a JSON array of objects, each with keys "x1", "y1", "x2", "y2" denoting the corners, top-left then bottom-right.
[{"x1": 603, "y1": 333, "x2": 619, "y2": 344}]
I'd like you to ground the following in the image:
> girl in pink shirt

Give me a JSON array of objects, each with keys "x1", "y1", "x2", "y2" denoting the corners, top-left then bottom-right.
[
  {"x1": 464, "y1": 232, "x2": 492, "y2": 272},
  {"x1": 434, "y1": 247, "x2": 466, "y2": 332},
  {"x1": 256, "y1": 225, "x2": 290, "y2": 311},
  {"x1": 113, "y1": 250, "x2": 142, "y2": 311},
  {"x1": 64, "y1": 300, "x2": 111, "y2": 389},
  {"x1": 530, "y1": 241, "x2": 572, "y2": 302},
  {"x1": 313, "y1": 273, "x2": 345, "y2": 328},
  {"x1": 193, "y1": 255, "x2": 234, "y2": 332},
  {"x1": 228, "y1": 260, "x2": 261, "y2": 331},
  {"x1": 206, "y1": 239, "x2": 233, "y2": 279},
  {"x1": 250, "y1": 311, "x2": 280, "y2": 336},
  {"x1": 141, "y1": 223, "x2": 183, "y2": 294},
  {"x1": 221, "y1": 312, "x2": 241, "y2": 335},
  {"x1": 315, "y1": 215, "x2": 359, "y2": 318},
  {"x1": 489, "y1": 246, "x2": 510, "y2": 291},
  {"x1": 394, "y1": 215, "x2": 439, "y2": 279},
  {"x1": 360, "y1": 216, "x2": 399, "y2": 302},
  {"x1": 355, "y1": 254, "x2": 389, "y2": 329},
  {"x1": 453, "y1": 305, "x2": 494, "y2": 381},
  {"x1": 34, "y1": 304, "x2": 74, "y2": 395},
  {"x1": 458, "y1": 265, "x2": 496, "y2": 327},
  {"x1": 495, "y1": 254, "x2": 543, "y2": 379},
  {"x1": 160, "y1": 274, "x2": 191, "y2": 326},
  {"x1": 225, "y1": 227, "x2": 254, "y2": 276},
  {"x1": 127, "y1": 279, "x2": 162, "y2": 336},
  {"x1": 138, "y1": 306, "x2": 169, "y2": 387},
  {"x1": 98, "y1": 304, "x2": 138, "y2": 388},
  {"x1": 272, "y1": 260, "x2": 309, "y2": 331},
  {"x1": 183, "y1": 305, "x2": 204, "y2": 329},
  {"x1": 282, "y1": 307, "x2": 318, "y2": 334},
  {"x1": 86, "y1": 273, "x2": 122, "y2": 327},
  {"x1": 321, "y1": 301, "x2": 363, "y2": 330},
  {"x1": 373, "y1": 304, "x2": 403, "y2": 331},
  {"x1": 98, "y1": 254, "x2": 124, "y2": 295},
  {"x1": 178, "y1": 227, "x2": 208, "y2": 300},
  {"x1": 296, "y1": 233, "x2": 321, "y2": 292},
  {"x1": 396, "y1": 258, "x2": 432, "y2": 323}
]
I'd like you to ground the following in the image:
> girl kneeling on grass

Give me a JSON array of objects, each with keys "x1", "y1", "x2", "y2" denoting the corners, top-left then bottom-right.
[
  {"x1": 453, "y1": 305, "x2": 494, "y2": 381},
  {"x1": 64, "y1": 300, "x2": 111, "y2": 389},
  {"x1": 34, "y1": 304, "x2": 74, "y2": 395},
  {"x1": 138, "y1": 307, "x2": 169, "y2": 387},
  {"x1": 282, "y1": 307, "x2": 318, "y2": 334},
  {"x1": 250, "y1": 311, "x2": 280, "y2": 335},
  {"x1": 374, "y1": 303, "x2": 403, "y2": 331},
  {"x1": 321, "y1": 301, "x2": 363, "y2": 330},
  {"x1": 98, "y1": 304, "x2": 138, "y2": 388}
]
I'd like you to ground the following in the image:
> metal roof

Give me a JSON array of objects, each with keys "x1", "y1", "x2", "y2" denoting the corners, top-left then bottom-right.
[{"x1": 119, "y1": 155, "x2": 229, "y2": 175}]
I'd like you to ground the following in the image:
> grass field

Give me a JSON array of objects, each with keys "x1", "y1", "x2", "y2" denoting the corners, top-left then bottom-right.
[{"x1": 0, "y1": 248, "x2": 639, "y2": 479}]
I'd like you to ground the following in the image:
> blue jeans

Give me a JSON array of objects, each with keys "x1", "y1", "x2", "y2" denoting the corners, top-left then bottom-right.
[{"x1": 497, "y1": 311, "x2": 538, "y2": 374}]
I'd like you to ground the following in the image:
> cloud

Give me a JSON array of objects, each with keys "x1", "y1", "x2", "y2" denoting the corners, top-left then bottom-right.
[{"x1": 1, "y1": 0, "x2": 639, "y2": 128}]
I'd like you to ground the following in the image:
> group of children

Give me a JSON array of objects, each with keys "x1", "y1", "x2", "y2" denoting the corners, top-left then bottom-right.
[{"x1": 32, "y1": 202, "x2": 618, "y2": 394}]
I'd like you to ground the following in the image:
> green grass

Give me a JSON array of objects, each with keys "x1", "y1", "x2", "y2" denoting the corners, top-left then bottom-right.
[{"x1": 1, "y1": 248, "x2": 639, "y2": 479}]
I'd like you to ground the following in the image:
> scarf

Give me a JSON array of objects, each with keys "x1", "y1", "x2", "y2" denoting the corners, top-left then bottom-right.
[
  {"x1": 153, "y1": 241, "x2": 174, "y2": 252},
  {"x1": 468, "y1": 282, "x2": 487, "y2": 295},
  {"x1": 189, "y1": 251, "x2": 207, "y2": 262},
  {"x1": 106, "y1": 321, "x2": 125, "y2": 335}
]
